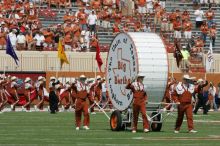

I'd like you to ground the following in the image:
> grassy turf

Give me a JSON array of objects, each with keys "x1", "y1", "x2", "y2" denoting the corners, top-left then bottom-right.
[{"x1": 0, "y1": 111, "x2": 220, "y2": 146}]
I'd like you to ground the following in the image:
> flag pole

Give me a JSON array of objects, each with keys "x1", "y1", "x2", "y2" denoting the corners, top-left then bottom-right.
[{"x1": 94, "y1": 59, "x2": 97, "y2": 79}]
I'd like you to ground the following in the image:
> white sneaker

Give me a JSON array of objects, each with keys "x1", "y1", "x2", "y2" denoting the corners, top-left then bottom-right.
[
  {"x1": 209, "y1": 109, "x2": 214, "y2": 112},
  {"x1": 144, "y1": 129, "x2": 149, "y2": 133},
  {"x1": 189, "y1": 130, "x2": 197, "y2": 133},
  {"x1": 11, "y1": 105, "x2": 14, "y2": 110},
  {"x1": 83, "y1": 126, "x2": 90, "y2": 130},
  {"x1": 34, "y1": 105, "x2": 37, "y2": 111},
  {"x1": 76, "y1": 127, "x2": 80, "y2": 130},
  {"x1": 174, "y1": 130, "x2": 179, "y2": 133},
  {"x1": 132, "y1": 130, "x2": 136, "y2": 133},
  {"x1": 21, "y1": 106, "x2": 25, "y2": 112},
  {"x1": 91, "y1": 112, "x2": 96, "y2": 115},
  {"x1": 0, "y1": 111, "x2": 3, "y2": 114}
]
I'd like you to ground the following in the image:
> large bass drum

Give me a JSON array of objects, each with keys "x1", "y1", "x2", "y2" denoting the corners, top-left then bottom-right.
[{"x1": 106, "y1": 32, "x2": 169, "y2": 111}]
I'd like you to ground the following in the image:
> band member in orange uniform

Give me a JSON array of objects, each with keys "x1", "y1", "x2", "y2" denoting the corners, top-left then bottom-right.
[
  {"x1": 10, "y1": 76, "x2": 20, "y2": 111},
  {"x1": 126, "y1": 74, "x2": 149, "y2": 133},
  {"x1": 172, "y1": 74, "x2": 197, "y2": 133},
  {"x1": 23, "y1": 77, "x2": 33, "y2": 112},
  {"x1": 74, "y1": 75, "x2": 90, "y2": 130}
]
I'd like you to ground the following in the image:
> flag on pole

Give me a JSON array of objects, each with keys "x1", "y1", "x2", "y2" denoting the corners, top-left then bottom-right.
[
  {"x1": 57, "y1": 39, "x2": 69, "y2": 69},
  {"x1": 6, "y1": 36, "x2": 19, "y2": 65},
  {"x1": 206, "y1": 42, "x2": 214, "y2": 72},
  {"x1": 96, "y1": 42, "x2": 103, "y2": 72}
]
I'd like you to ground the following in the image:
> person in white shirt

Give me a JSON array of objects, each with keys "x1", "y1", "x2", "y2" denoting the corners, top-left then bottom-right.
[
  {"x1": 8, "y1": 29, "x2": 17, "y2": 50},
  {"x1": 34, "y1": 31, "x2": 45, "y2": 51},
  {"x1": 208, "y1": 82, "x2": 217, "y2": 111},
  {"x1": 87, "y1": 10, "x2": 97, "y2": 36},
  {"x1": 194, "y1": 7, "x2": 204, "y2": 29},
  {"x1": 16, "y1": 32, "x2": 26, "y2": 50}
]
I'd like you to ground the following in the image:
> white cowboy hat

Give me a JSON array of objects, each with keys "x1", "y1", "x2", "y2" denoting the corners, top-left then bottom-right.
[
  {"x1": 197, "y1": 78, "x2": 203, "y2": 83},
  {"x1": 50, "y1": 76, "x2": 56, "y2": 81},
  {"x1": 11, "y1": 76, "x2": 17, "y2": 81},
  {"x1": 79, "y1": 75, "x2": 86, "y2": 79},
  {"x1": 137, "y1": 73, "x2": 145, "y2": 78},
  {"x1": 25, "y1": 77, "x2": 31, "y2": 83},
  {"x1": 38, "y1": 76, "x2": 45, "y2": 81},
  {"x1": 55, "y1": 84, "x2": 61, "y2": 90},
  {"x1": 183, "y1": 74, "x2": 195, "y2": 80},
  {"x1": 96, "y1": 75, "x2": 101, "y2": 80}
]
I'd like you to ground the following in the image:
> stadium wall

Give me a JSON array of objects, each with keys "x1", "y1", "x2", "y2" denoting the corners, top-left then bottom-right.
[{"x1": 0, "y1": 51, "x2": 220, "y2": 73}]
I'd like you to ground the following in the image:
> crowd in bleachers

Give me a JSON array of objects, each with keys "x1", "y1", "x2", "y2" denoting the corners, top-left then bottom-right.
[{"x1": 0, "y1": 0, "x2": 218, "y2": 59}]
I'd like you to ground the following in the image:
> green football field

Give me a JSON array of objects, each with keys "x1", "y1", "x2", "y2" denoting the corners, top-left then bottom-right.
[{"x1": 0, "y1": 111, "x2": 220, "y2": 146}]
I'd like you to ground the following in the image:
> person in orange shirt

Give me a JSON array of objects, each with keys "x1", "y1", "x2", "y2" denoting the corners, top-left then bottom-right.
[
  {"x1": 90, "y1": 0, "x2": 101, "y2": 10},
  {"x1": 63, "y1": 10, "x2": 72, "y2": 23},
  {"x1": 209, "y1": 24, "x2": 217, "y2": 47},
  {"x1": 9, "y1": 76, "x2": 20, "y2": 111},
  {"x1": 101, "y1": 6, "x2": 111, "y2": 32},
  {"x1": 182, "y1": 9, "x2": 190, "y2": 23},
  {"x1": 112, "y1": 22, "x2": 120, "y2": 35},
  {"x1": 0, "y1": 27, "x2": 6, "y2": 50},
  {"x1": 200, "y1": 20, "x2": 209, "y2": 46},
  {"x1": 183, "y1": 18, "x2": 192, "y2": 43},
  {"x1": 89, "y1": 35, "x2": 98, "y2": 52},
  {"x1": 173, "y1": 16, "x2": 182, "y2": 42},
  {"x1": 77, "y1": 7, "x2": 88, "y2": 31},
  {"x1": 72, "y1": 21, "x2": 81, "y2": 43},
  {"x1": 154, "y1": 6, "x2": 163, "y2": 26},
  {"x1": 74, "y1": 75, "x2": 91, "y2": 130},
  {"x1": 205, "y1": 7, "x2": 215, "y2": 28},
  {"x1": 23, "y1": 77, "x2": 34, "y2": 112},
  {"x1": 137, "y1": 0, "x2": 146, "y2": 15},
  {"x1": 172, "y1": 74, "x2": 197, "y2": 133},
  {"x1": 63, "y1": 33, "x2": 73, "y2": 51},
  {"x1": 26, "y1": 31, "x2": 35, "y2": 50},
  {"x1": 126, "y1": 74, "x2": 149, "y2": 133},
  {"x1": 43, "y1": 28, "x2": 54, "y2": 49},
  {"x1": 0, "y1": 75, "x2": 9, "y2": 113},
  {"x1": 161, "y1": 9, "x2": 169, "y2": 32}
]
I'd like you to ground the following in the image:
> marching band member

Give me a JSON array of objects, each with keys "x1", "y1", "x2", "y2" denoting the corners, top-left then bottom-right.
[
  {"x1": 35, "y1": 76, "x2": 47, "y2": 111},
  {"x1": 172, "y1": 74, "x2": 197, "y2": 133},
  {"x1": 87, "y1": 78, "x2": 96, "y2": 114},
  {"x1": 59, "y1": 81, "x2": 72, "y2": 111},
  {"x1": 94, "y1": 75, "x2": 103, "y2": 105},
  {"x1": 10, "y1": 76, "x2": 20, "y2": 111},
  {"x1": 71, "y1": 78, "x2": 77, "y2": 110},
  {"x1": 126, "y1": 74, "x2": 149, "y2": 133},
  {"x1": 0, "y1": 74, "x2": 9, "y2": 113},
  {"x1": 49, "y1": 76, "x2": 59, "y2": 114},
  {"x1": 22, "y1": 77, "x2": 33, "y2": 112},
  {"x1": 74, "y1": 75, "x2": 90, "y2": 130}
]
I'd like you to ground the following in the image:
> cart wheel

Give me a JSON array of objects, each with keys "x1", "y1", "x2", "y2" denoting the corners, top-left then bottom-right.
[
  {"x1": 151, "y1": 112, "x2": 162, "y2": 131},
  {"x1": 110, "y1": 110, "x2": 123, "y2": 131}
]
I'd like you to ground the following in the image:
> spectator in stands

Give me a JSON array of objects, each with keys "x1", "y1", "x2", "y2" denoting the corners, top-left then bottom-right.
[
  {"x1": 146, "y1": 0, "x2": 153, "y2": 14},
  {"x1": 16, "y1": 31, "x2": 26, "y2": 50},
  {"x1": 193, "y1": 36, "x2": 204, "y2": 61},
  {"x1": 122, "y1": 23, "x2": 129, "y2": 32},
  {"x1": 180, "y1": 46, "x2": 190, "y2": 72},
  {"x1": 208, "y1": 82, "x2": 217, "y2": 111},
  {"x1": 154, "y1": 5, "x2": 163, "y2": 27},
  {"x1": 43, "y1": 28, "x2": 54, "y2": 50},
  {"x1": 26, "y1": 31, "x2": 35, "y2": 50},
  {"x1": 87, "y1": 10, "x2": 97, "y2": 36},
  {"x1": 101, "y1": 6, "x2": 111, "y2": 33},
  {"x1": 194, "y1": 7, "x2": 204, "y2": 29},
  {"x1": 182, "y1": 9, "x2": 190, "y2": 23},
  {"x1": 63, "y1": 30, "x2": 73, "y2": 51},
  {"x1": 161, "y1": 9, "x2": 169, "y2": 33},
  {"x1": 200, "y1": 20, "x2": 209, "y2": 46},
  {"x1": 34, "y1": 31, "x2": 45, "y2": 51},
  {"x1": 169, "y1": 9, "x2": 176, "y2": 32},
  {"x1": 54, "y1": 24, "x2": 64, "y2": 48},
  {"x1": 112, "y1": 22, "x2": 120, "y2": 35},
  {"x1": 137, "y1": 0, "x2": 147, "y2": 16},
  {"x1": 0, "y1": 26, "x2": 7, "y2": 50},
  {"x1": 89, "y1": 35, "x2": 98, "y2": 52},
  {"x1": 90, "y1": 0, "x2": 101, "y2": 10},
  {"x1": 183, "y1": 17, "x2": 193, "y2": 44},
  {"x1": 77, "y1": 7, "x2": 88, "y2": 31},
  {"x1": 173, "y1": 16, "x2": 182, "y2": 42},
  {"x1": 209, "y1": 24, "x2": 217, "y2": 47},
  {"x1": 205, "y1": 7, "x2": 215, "y2": 28},
  {"x1": 8, "y1": 29, "x2": 17, "y2": 50},
  {"x1": 159, "y1": 0, "x2": 166, "y2": 9}
]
